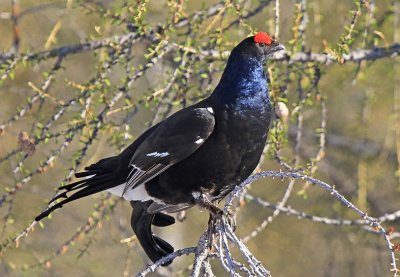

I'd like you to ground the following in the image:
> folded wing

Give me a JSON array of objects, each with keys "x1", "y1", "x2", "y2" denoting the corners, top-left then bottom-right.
[{"x1": 123, "y1": 107, "x2": 215, "y2": 195}]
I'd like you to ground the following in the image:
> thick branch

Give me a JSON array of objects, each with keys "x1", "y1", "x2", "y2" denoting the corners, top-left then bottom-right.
[
  {"x1": 1, "y1": 35, "x2": 398, "y2": 65},
  {"x1": 203, "y1": 44, "x2": 400, "y2": 64}
]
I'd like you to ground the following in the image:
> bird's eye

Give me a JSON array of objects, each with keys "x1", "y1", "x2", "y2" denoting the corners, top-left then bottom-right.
[{"x1": 258, "y1": 43, "x2": 266, "y2": 47}]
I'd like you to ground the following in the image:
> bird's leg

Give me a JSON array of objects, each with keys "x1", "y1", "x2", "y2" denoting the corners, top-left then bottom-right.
[
  {"x1": 206, "y1": 213, "x2": 216, "y2": 249},
  {"x1": 192, "y1": 191, "x2": 223, "y2": 218},
  {"x1": 224, "y1": 207, "x2": 237, "y2": 232},
  {"x1": 192, "y1": 192, "x2": 238, "y2": 249},
  {"x1": 192, "y1": 191, "x2": 237, "y2": 229},
  {"x1": 192, "y1": 192, "x2": 223, "y2": 249}
]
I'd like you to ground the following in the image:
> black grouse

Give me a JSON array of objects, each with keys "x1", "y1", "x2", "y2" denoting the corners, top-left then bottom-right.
[{"x1": 35, "y1": 32, "x2": 284, "y2": 265}]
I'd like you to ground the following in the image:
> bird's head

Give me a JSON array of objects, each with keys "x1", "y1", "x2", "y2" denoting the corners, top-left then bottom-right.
[
  {"x1": 231, "y1": 32, "x2": 285, "y2": 62},
  {"x1": 214, "y1": 32, "x2": 285, "y2": 99}
]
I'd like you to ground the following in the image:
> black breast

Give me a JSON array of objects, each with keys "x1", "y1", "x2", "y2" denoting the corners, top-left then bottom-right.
[{"x1": 146, "y1": 100, "x2": 272, "y2": 205}]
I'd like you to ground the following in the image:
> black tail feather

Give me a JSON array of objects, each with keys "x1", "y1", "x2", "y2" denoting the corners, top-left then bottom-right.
[
  {"x1": 58, "y1": 174, "x2": 112, "y2": 192},
  {"x1": 130, "y1": 201, "x2": 175, "y2": 266},
  {"x1": 75, "y1": 170, "x2": 99, "y2": 178},
  {"x1": 83, "y1": 157, "x2": 116, "y2": 172},
  {"x1": 58, "y1": 178, "x2": 88, "y2": 191},
  {"x1": 35, "y1": 177, "x2": 115, "y2": 222},
  {"x1": 48, "y1": 191, "x2": 68, "y2": 204},
  {"x1": 35, "y1": 157, "x2": 119, "y2": 222},
  {"x1": 152, "y1": 212, "x2": 175, "y2": 227},
  {"x1": 47, "y1": 176, "x2": 114, "y2": 206},
  {"x1": 35, "y1": 201, "x2": 64, "y2": 221}
]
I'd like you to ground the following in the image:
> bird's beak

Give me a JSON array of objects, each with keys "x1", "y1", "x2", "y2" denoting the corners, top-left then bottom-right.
[
  {"x1": 273, "y1": 43, "x2": 285, "y2": 53},
  {"x1": 267, "y1": 41, "x2": 285, "y2": 59},
  {"x1": 269, "y1": 41, "x2": 285, "y2": 53}
]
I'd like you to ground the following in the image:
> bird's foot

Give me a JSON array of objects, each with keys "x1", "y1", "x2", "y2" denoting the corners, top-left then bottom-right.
[
  {"x1": 192, "y1": 191, "x2": 223, "y2": 218},
  {"x1": 192, "y1": 191, "x2": 222, "y2": 248},
  {"x1": 193, "y1": 191, "x2": 237, "y2": 229},
  {"x1": 192, "y1": 192, "x2": 237, "y2": 248},
  {"x1": 206, "y1": 209, "x2": 236, "y2": 249}
]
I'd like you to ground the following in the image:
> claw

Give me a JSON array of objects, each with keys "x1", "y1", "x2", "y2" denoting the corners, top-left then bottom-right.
[{"x1": 193, "y1": 191, "x2": 223, "y2": 217}]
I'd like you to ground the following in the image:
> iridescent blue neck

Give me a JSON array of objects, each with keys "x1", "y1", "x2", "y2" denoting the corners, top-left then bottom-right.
[{"x1": 211, "y1": 53, "x2": 269, "y2": 106}]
